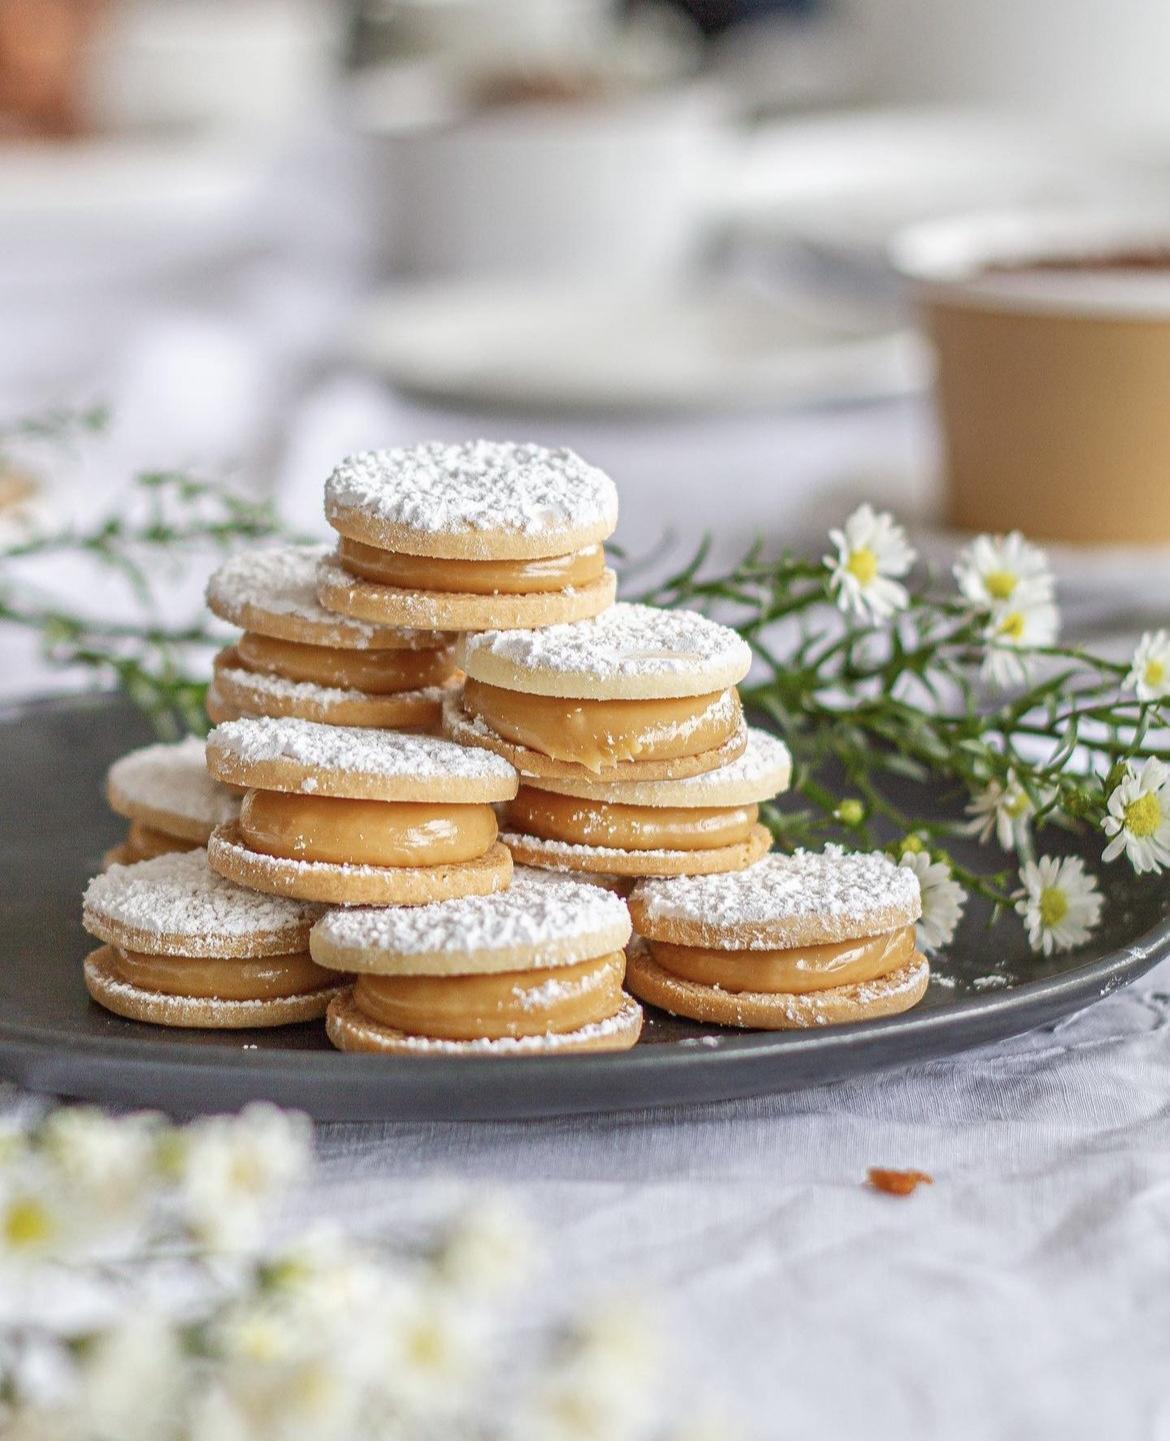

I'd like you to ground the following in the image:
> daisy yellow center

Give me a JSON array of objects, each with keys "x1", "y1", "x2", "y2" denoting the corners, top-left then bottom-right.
[
  {"x1": 845, "y1": 547, "x2": 879, "y2": 585},
  {"x1": 1039, "y1": 886, "x2": 1069, "y2": 929},
  {"x1": 1004, "y1": 791, "x2": 1031, "y2": 819},
  {"x1": 1144, "y1": 659, "x2": 1166, "y2": 689},
  {"x1": 4, "y1": 1197, "x2": 53, "y2": 1248},
  {"x1": 984, "y1": 569, "x2": 1018, "y2": 601},
  {"x1": 1124, "y1": 791, "x2": 1162, "y2": 839},
  {"x1": 996, "y1": 611, "x2": 1026, "y2": 642}
]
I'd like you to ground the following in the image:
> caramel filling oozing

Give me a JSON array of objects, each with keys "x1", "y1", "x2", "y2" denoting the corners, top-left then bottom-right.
[
  {"x1": 508, "y1": 786, "x2": 758, "y2": 852},
  {"x1": 122, "y1": 820, "x2": 200, "y2": 862},
  {"x1": 234, "y1": 632, "x2": 454, "y2": 696},
  {"x1": 463, "y1": 679, "x2": 741, "y2": 771},
  {"x1": 353, "y1": 951, "x2": 626, "y2": 1040},
  {"x1": 113, "y1": 947, "x2": 332, "y2": 1001},
  {"x1": 238, "y1": 789, "x2": 497, "y2": 868},
  {"x1": 649, "y1": 927, "x2": 916, "y2": 995},
  {"x1": 338, "y1": 536, "x2": 606, "y2": 595}
]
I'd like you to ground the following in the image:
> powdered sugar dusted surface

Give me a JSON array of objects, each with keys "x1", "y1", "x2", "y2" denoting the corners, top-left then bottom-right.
[
  {"x1": 208, "y1": 715, "x2": 516, "y2": 783},
  {"x1": 636, "y1": 847, "x2": 922, "y2": 938},
  {"x1": 208, "y1": 545, "x2": 375, "y2": 634},
  {"x1": 107, "y1": 737, "x2": 240, "y2": 829},
  {"x1": 315, "y1": 866, "x2": 630, "y2": 962},
  {"x1": 215, "y1": 663, "x2": 449, "y2": 710},
  {"x1": 325, "y1": 441, "x2": 618, "y2": 539},
  {"x1": 83, "y1": 849, "x2": 321, "y2": 949},
  {"x1": 459, "y1": 603, "x2": 752, "y2": 689}
]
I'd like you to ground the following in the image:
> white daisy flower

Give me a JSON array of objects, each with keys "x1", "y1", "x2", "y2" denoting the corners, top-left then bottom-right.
[
  {"x1": 1014, "y1": 855, "x2": 1102, "y2": 955},
  {"x1": 965, "y1": 770, "x2": 1037, "y2": 852},
  {"x1": 1102, "y1": 757, "x2": 1170, "y2": 874},
  {"x1": 981, "y1": 600, "x2": 1060, "y2": 689},
  {"x1": 825, "y1": 504, "x2": 916, "y2": 622},
  {"x1": 899, "y1": 850, "x2": 966, "y2": 952},
  {"x1": 1124, "y1": 629, "x2": 1170, "y2": 703},
  {"x1": 954, "y1": 531, "x2": 1054, "y2": 613}
]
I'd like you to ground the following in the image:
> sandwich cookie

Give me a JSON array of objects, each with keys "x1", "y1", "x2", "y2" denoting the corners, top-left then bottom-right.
[
  {"x1": 502, "y1": 727, "x2": 790, "y2": 878},
  {"x1": 315, "y1": 867, "x2": 642, "y2": 1055},
  {"x1": 82, "y1": 849, "x2": 338, "y2": 1028},
  {"x1": 445, "y1": 602, "x2": 752, "y2": 780},
  {"x1": 104, "y1": 736, "x2": 241, "y2": 868},
  {"x1": 626, "y1": 848, "x2": 928, "y2": 1029},
  {"x1": 316, "y1": 441, "x2": 618, "y2": 630},
  {"x1": 205, "y1": 716, "x2": 517, "y2": 905},
  {"x1": 205, "y1": 544, "x2": 458, "y2": 731}
]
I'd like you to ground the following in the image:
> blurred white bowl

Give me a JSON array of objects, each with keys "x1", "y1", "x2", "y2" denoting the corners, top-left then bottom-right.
[{"x1": 351, "y1": 61, "x2": 727, "y2": 280}]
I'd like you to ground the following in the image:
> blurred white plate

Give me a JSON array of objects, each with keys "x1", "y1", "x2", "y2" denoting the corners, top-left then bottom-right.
[
  {"x1": 0, "y1": 136, "x2": 261, "y2": 291},
  {"x1": 348, "y1": 280, "x2": 927, "y2": 413}
]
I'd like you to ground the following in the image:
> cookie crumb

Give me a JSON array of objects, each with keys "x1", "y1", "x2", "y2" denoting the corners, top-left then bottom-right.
[{"x1": 867, "y1": 1167, "x2": 933, "y2": 1196}]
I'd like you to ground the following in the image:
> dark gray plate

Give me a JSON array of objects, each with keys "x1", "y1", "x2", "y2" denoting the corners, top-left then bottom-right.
[{"x1": 2, "y1": 694, "x2": 1167, "y2": 1120}]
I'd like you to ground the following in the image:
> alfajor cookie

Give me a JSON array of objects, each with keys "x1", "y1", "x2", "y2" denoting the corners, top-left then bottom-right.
[
  {"x1": 445, "y1": 601, "x2": 752, "y2": 781},
  {"x1": 314, "y1": 866, "x2": 642, "y2": 1056},
  {"x1": 626, "y1": 848, "x2": 928, "y2": 1029},
  {"x1": 502, "y1": 726, "x2": 789, "y2": 878},
  {"x1": 104, "y1": 736, "x2": 241, "y2": 868},
  {"x1": 316, "y1": 441, "x2": 618, "y2": 631},
  {"x1": 205, "y1": 544, "x2": 458, "y2": 731},
  {"x1": 205, "y1": 715, "x2": 517, "y2": 905},
  {"x1": 82, "y1": 848, "x2": 340, "y2": 1028}
]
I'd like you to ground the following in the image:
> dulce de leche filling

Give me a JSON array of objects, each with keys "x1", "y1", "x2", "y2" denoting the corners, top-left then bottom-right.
[
  {"x1": 649, "y1": 927, "x2": 916, "y2": 995},
  {"x1": 122, "y1": 820, "x2": 200, "y2": 863},
  {"x1": 239, "y1": 790, "x2": 498, "y2": 867},
  {"x1": 234, "y1": 632, "x2": 454, "y2": 695},
  {"x1": 463, "y1": 679, "x2": 741, "y2": 770},
  {"x1": 352, "y1": 951, "x2": 626, "y2": 1041},
  {"x1": 338, "y1": 536, "x2": 606, "y2": 595},
  {"x1": 508, "y1": 786, "x2": 758, "y2": 852},
  {"x1": 113, "y1": 947, "x2": 332, "y2": 1001}
]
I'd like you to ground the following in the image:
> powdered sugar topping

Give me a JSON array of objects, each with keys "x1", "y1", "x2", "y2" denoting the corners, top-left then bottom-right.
[
  {"x1": 325, "y1": 441, "x2": 618, "y2": 538},
  {"x1": 107, "y1": 737, "x2": 240, "y2": 829},
  {"x1": 83, "y1": 849, "x2": 321, "y2": 946},
  {"x1": 459, "y1": 602, "x2": 752, "y2": 688},
  {"x1": 315, "y1": 866, "x2": 630, "y2": 961},
  {"x1": 208, "y1": 544, "x2": 373, "y2": 632},
  {"x1": 208, "y1": 715, "x2": 516, "y2": 783},
  {"x1": 637, "y1": 847, "x2": 922, "y2": 935}
]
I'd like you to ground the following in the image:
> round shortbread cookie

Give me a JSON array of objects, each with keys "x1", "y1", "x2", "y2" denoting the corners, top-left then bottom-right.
[
  {"x1": 106, "y1": 736, "x2": 240, "y2": 843},
  {"x1": 83, "y1": 848, "x2": 322, "y2": 958},
  {"x1": 442, "y1": 693, "x2": 748, "y2": 782},
  {"x1": 629, "y1": 847, "x2": 922, "y2": 951},
  {"x1": 208, "y1": 824, "x2": 513, "y2": 906},
  {"x1": 625, "y1": 941, "x2": 929, "y2": 1029},
  {"x1": 326, "y1": 990, "x2": 643, "y2": 1055},
  {"x1": 521, "y1": 726, "x2": 792, "y2": 806},
  {"x1": 315, "y1": 555, "x2": 617, "y2": 632},
  {"x1": 206, "y1": 715, "x2": 518, "y2": 802},
  {"x1": 311, "y1": 865, "x2": 631, "y2": 976},
  {"x1": 324, "y1": 441, "x2": 619, "y2": 561},
  {"x1": 210, "y1": 649, "x2": 458, "y2": 730},
  {"x1": 456, "y1": 602, "x2": 752, "y2": 700},
  {"x1": 84, "y1": 947, "x2": 342, "y2": 1029},
  {"x1": 206, "y1": 544, "x2": 442, "y2": 650},
  {"x1": 502, "y1": 821, "x2": 772, "y2": 879}
]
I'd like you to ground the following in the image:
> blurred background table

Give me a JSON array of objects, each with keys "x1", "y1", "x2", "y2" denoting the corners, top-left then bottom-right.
[{"x1": 3, "y1": 1, "x2": 1170, "y2": 1434}]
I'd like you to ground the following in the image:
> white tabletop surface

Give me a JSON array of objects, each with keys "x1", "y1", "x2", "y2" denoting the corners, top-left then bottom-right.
[{"x1": 2, "y1": 124, "x2": 1167, "y2": 1440}]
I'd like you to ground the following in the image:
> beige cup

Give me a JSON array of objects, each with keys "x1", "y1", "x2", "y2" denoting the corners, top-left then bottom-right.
[{"x1": 893, "y1": 211, "x2": 1170, "y2": 545}]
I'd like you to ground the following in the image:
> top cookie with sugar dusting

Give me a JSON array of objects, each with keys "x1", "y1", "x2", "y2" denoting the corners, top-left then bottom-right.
[
  {"x1": 457, "y1": 602, "x2": 752, "y2": 700},
  {"x1": 324, "y1": 441, "x2": 619, "y2": 561},
  {"x1": 630, "y1": 847, "x2": 922, "y2": 950}
]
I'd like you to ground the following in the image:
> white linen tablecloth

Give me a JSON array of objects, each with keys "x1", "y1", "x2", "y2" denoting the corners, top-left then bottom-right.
[{"x1": 2, "y1": 128, "x2": 1167, "y2": 1439}]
